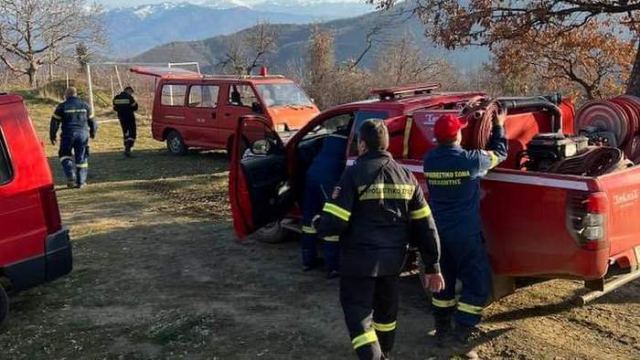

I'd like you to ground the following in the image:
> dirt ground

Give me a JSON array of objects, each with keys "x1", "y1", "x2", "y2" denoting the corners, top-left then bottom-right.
[{"x1": 1, "y1": 97, "x2": 640, "y2": 359}]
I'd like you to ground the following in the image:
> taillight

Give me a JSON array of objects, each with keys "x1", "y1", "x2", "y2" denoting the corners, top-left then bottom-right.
[
  {"x1": 568, "y1": 192, "x2": 608, "y2": 250},
  {"x1": 39, "y1": 185, "x2": 62, "y2": 233}
]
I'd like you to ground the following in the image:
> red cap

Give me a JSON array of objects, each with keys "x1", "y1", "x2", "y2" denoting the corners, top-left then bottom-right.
[{"x1": 434, "y1": 114, "x2": 467, "y2": 142}]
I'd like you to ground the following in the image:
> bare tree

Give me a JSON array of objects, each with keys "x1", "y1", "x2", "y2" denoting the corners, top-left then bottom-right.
[
  {"x1": 0, "y1": 0, "x2": 104, "y2": 87},
  {"x1": 373, "y1": 36, "x2": 447, "y2": 87},
  {"x1": 218, "y1": 21, "x2": 278, "y2": 75}
]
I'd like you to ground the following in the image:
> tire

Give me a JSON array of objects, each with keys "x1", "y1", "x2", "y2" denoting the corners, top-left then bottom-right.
[
  {"x1": 0, "y1": 286, "x2": 8, "y2": 328},
  {"x1": 166, "y1": 130, "x2": 188, "y2": 156},
  {"x1": 254, "y1": 221, "x2": 290, "y2": 243}
]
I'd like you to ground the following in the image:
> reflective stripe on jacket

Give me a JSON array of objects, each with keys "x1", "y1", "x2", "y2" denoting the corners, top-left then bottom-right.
[{"x1": 317, "y1": 150, "x2": 441, "y2": 277}]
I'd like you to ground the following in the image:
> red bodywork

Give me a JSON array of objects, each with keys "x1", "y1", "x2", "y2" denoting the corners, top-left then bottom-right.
[
  {"x1": 130, "y1": 67, "x2": 320, "y2": 152},
  {"x1": 0, "y1": 94, "x2": 72, "y2": 294},
  {"x1": 229, "y1": 88, "x2": 640, "y2": 282}
]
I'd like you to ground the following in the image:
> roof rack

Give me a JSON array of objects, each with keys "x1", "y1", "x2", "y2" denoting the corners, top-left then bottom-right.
[
  {"x1": 202, "y1": 74, "x2": 286, "y2": 80},
  {"x1": 371, "y1": 83, "x2": 441, "y2": 100}
]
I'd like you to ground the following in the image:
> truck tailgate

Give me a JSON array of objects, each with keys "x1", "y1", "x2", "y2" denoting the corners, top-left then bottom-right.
[
  {"x1": 480, "y1": 169, "x2": 608, "y2": 279},
  {"x1": 595, "y1": 165, "x2": 640, "y2": 268}
]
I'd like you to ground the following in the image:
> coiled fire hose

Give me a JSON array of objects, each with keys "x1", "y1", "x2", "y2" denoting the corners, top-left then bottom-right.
[
  {"x1": 460, "y1": 95, "x2": 634, "y2": 175},
  {"x1": 461, "y1": 95, "x2": 563, "y2": 150},
  {"x1": 549, "y1": 147, "x2": 632, "y2": 176}
]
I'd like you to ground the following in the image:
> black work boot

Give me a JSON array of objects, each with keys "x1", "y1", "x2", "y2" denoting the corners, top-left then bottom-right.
[
  {"x1": 66, "y1": 176, "x2": 77, "y2": 189},
  {"x1": 453, "y1": 324, "x2": 479, "y2": 359},
  {"x1": 434, "y1": 316, "x2": 452, "y2": 348}
]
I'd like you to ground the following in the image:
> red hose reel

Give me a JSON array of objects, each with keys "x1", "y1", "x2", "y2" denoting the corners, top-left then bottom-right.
[{"x1": 576, "y1": 95, "x2": 640, "y2": 162}]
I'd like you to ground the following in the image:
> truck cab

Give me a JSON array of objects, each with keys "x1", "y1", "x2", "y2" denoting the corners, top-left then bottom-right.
[
  {"x1": 130, "y1": 67, "x2": 319, "y2": 155},
  {"x1": 229, "y1": 84, "x2": 640, "y2": 303},
  {"x1": 0, "y1": 93, "x2": 72, "y2": 326}
]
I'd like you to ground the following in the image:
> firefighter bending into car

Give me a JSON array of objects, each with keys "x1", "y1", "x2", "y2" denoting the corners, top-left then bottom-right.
[
  {"x1": 423, "y1": 110, "x2": 508, "y2": 349},
  {"x1": 301, "y1": 128, "x2": 349, "y2": 278},
  {"x1": 113, "y1": 86, "x2": 139, "y2": 157},
  {"x1": 315, "y1": 119, "x2": 445, "y2": 360},
  {"x1": 50, "y1": 87, "x2": 97, "y2": 189}
]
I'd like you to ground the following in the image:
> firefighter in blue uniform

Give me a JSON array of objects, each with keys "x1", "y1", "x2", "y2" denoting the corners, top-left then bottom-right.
[
  {"x1": 316, "y1": 120, "x2": 444, "y2": 360},
  {"x1": 301, "y1": 129, "x2": 348, "y2": 278},
  {"x1": 50, "y1": 87, "x2": 97, "y2": 188},
  {"x1": 423, "y1": 111, "x2": 508, "y2": 347},
  {"x1": 112, "y1": 86, "x2": 139, "y2": 157}
]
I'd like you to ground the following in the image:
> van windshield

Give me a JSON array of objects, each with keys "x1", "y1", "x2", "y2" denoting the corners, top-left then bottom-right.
[{"x1": 256, "y1": 83, "x2": 313, "y2": 108}]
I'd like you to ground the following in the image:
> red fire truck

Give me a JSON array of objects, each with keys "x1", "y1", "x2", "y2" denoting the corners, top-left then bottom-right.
[
  {"x1": 0, "y1": 93, "x2": 72, "y2": 326},
  {"x1": 228, "y1": 84, "x2": 640, "y2": 304}
]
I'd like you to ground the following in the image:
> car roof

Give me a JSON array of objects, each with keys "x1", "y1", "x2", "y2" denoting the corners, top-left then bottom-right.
[
  {"x1": 129, "y1": 66, "x2": 294, "y2": 84},
  {"x1": 330, "y1": 91, "x2": 486, "y2": 114},
  {"x1": 0, "y1": 93, "x2": 23, "y2": 107}
]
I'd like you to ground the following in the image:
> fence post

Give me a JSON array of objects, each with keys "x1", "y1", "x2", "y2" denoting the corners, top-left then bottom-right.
[{"x1": 86, "y1": 63, "x2": 95, "y2": 113}]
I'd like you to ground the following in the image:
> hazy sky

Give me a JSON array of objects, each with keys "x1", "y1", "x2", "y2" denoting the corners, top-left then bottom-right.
[{"x1": 98, "y1": 0, "x2": 363, "y2": 7}]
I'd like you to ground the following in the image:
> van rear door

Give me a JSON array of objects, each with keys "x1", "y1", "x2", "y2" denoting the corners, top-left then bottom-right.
[
  {"x1": 480, "y1": 169, "x2": 608, "y2": 279},
  {"x1": 229, "y1": 115, "x2": 293, "y2": 238}
]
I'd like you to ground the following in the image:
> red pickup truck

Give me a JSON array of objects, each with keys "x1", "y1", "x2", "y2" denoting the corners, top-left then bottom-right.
[
  {"x1": 228, "y1": 84, "x2": 640, "y2": 303},
  {"x1": 0, "y1": 93, "x2": 72, "y2": 326}
]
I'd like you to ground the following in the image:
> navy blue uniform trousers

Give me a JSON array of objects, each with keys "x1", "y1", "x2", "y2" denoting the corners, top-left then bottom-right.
[{"x1": 59, "y1": 131, "x2": 89, "y2": 185}]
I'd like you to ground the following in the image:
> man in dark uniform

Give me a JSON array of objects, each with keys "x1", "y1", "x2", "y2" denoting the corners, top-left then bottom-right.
[
  {"x1": 50, "y1": 87, "x2": 97, "y2": 188},
  {"x1": 112, "y1": 86, "x2": 139, "y2": 157},
  {"x1": 301, "y1": 131, "x2": 348, "y2": 278},
  {"x1": 423, "y1": 111, "x2": 507, "y2": 347},
  {"x1": 316, "y1": 120, "x2": 445, "y2": 360}
]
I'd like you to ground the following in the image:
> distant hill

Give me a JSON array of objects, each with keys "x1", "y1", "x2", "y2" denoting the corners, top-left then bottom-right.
[
  {"x1": 130, "y1": 5, "x2": 489, "y2": 72},
  {"x1": 104, "y1": 2, "x2": 376, "y2": 58}
]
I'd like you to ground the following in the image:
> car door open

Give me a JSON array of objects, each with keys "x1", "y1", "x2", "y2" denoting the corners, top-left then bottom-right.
[{"x1": 229, "y1": 115, "x2": 293, "y2": 239}]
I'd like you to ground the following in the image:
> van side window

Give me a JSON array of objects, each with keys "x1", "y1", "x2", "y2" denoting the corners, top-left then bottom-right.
[
  {"x1": 161, "y1": 84, "x2": 187, "y2": 106},
  {"x1": 0, "y1": 132, "x2": 12, "y2": 184},
  {"x1": 189, "y1": 85, "x2": 219, "y2": 108},
  {"x1": 228, "y1": 85, "x2": 257, "y2": 107}
]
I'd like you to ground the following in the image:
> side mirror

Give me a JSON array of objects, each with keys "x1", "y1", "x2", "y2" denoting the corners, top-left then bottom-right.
[{"x1": 251, "y1": 139, "x2": 270, "y2": 155}]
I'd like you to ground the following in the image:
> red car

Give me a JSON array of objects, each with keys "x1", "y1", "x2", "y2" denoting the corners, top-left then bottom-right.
[
  {"x1": 229, "y1": 84, "x2": 640, "y2": 303},
  {"x1": 0, "y1": 93, "x2": 72, "y2": 326},
  {"x1": 130, "y1": 67, "x2": 319, "y2": 155}
]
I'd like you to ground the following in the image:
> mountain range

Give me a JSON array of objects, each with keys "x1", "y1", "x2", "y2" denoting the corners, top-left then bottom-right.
[
  {"x1": 103, "y1": 1, "x2": 376, "y2": 57},
  {"x1": 129, "y1": 4, "x2": 489, "y2": 72}
]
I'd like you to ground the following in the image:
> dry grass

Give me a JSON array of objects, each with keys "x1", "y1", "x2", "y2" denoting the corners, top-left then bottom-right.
[{"x1": 2, "y1": 93, "x2": 640, "y2": 359}]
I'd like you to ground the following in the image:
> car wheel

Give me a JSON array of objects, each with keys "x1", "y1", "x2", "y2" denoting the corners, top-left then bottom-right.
[
  {"x1": 254, "y1": 221, "x2": 289, "y2": 243},
  {"x1": 166, "y1": 131, "x2": 188, "y2": 156},
  {"x1": 0, "y1": 286, "x2": 8, "y2": 328}
]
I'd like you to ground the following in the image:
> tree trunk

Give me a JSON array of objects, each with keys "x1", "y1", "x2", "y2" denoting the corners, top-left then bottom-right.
[
  {"x1": 626, "y1": 40, "x2": 640, "y2": 96},
  {"x1": 27, "y1": 62, "x2": 38, "y2": 88}
]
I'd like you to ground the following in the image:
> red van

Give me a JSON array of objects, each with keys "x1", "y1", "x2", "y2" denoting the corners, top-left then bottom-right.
[
  {"x1": 130, "y1": 67, "x2": 320, "y2": 155},
  {"x1": 229, "y1": 84, "x2": 640, "y2": 304},
  {"x1": 0, "y1": 93, "x2": 72, "y2": 326}
]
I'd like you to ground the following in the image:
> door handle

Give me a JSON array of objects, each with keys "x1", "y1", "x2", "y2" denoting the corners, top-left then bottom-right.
[{"x1": 224, "y1": 113, "x2": 231, "y2": 117}]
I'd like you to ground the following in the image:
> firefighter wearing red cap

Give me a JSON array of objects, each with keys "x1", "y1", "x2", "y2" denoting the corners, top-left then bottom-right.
[{"x1": 423, "y1": 110, "x2": 508, "y2": 348}]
